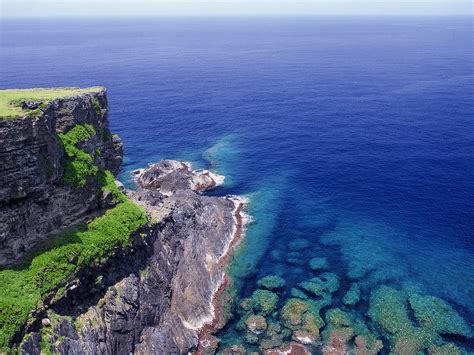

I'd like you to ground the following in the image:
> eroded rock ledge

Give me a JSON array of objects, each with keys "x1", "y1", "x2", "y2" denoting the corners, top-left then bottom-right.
[{"x1": 20, "y1": 160, "x2": 247, "y2": 354}]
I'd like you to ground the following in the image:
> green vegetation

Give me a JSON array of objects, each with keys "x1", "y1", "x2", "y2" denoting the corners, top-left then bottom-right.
[
  {"x1": 91, "y1": 97, "x2": 102, "y2": 116},
  {"x1": 57, "y1": 123, "x2": 98, "y2": 188},
  {"x1": 99, "y1": 170, "x2": 128, "y2": 205},
  {"x1": 0, "y1": 87, "x2": 103, "y2": 119},
  {"x1": 0, "y1": 169, "x2": 146, "y2": 351}
]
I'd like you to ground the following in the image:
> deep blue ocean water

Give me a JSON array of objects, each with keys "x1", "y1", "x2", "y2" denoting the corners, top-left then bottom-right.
[{"x1": 1, "y1": 16, "x2": 473, "y2": 352}]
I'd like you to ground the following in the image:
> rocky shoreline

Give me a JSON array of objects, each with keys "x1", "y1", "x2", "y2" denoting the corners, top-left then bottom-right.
[
  {"x1": 131, "y1": 161, "x2": 249, "y2": 337},
  {"x1": 13, "y1": 159, "x2": 249, "y2": 354},
  {"x1": 195, "y1": 198, "x2": 248, "y2": 355}
]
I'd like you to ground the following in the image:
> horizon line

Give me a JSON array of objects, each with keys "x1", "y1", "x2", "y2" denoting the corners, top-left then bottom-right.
[{"x1": 2, "y1": 14, "x2": 473, "y2": 19}]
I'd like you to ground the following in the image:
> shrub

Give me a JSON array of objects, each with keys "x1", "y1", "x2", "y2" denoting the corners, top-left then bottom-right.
[
  {"x1": 92, "y1": 97, "x2": 102, "y2": 116},
  {"x1": 57, "y1": 124, "x2": 97, "y2": 188}
]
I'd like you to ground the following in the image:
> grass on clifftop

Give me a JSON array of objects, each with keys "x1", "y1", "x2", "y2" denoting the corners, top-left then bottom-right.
[
  {"x1": 0, "y1": 170, "x2": 147, "y2": 351},
  {"x1": 0, "y1": 87, "x2": 103, "y2": 119}
]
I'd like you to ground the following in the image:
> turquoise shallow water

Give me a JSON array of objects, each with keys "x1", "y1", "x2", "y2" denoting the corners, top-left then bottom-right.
[{"x1": 1, "y1": 16, "x2": 473, "y2": 352}]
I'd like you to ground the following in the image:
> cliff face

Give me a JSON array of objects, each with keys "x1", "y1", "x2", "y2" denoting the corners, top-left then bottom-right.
[
  {"x1": 19, "y1": 161, "x2": 243, "y2": 355},
  {"x1": 0, "y1": 89, "x2": 123, "y2": 266},
  {"x1": 0, "y1": 89, "x2": 245, "y2": 354}
]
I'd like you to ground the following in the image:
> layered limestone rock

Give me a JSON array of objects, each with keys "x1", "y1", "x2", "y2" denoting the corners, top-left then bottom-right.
[
  {"x1": 20, "y1": 161, "x2": 245, "y2": 354},
  {"x1": 0, "y1": 88, "x2": 122, "y2": 266}
]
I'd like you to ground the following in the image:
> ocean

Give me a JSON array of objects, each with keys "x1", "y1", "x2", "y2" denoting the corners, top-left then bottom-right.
[{"x1": 1, "y1": 16, "x2": 473, "y2": 352}]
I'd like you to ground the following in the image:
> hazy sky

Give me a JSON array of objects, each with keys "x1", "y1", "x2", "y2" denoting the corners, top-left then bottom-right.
[{"x1": 1, "y1": 0, "x2": 472, "y2": 17}]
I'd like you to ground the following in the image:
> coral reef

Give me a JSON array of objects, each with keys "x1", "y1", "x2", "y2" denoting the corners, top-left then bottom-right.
[
  {"x1": 264, "y1": 342, "x2": 311, "y2": 355},
  {"x1": 280, "y1": 298, "x2": 324, "y2": 336},
  {"x1": 342, "y1": 283, "x2": 361, "y2": 306},
  {"x1": 281, "y1": 299, "x2": 312, "y2": 330},
  {"x1": 408, "y1": 293, "x2": 473, "y2": 337},
  {"x1": 290, "y1": 288, "x2": 309, "y2": 300},
  {"x1": 368, "y1": 286, "x2": 473, "y2": 354},
  {"x1": 288, "y1": 239, "x2": 310, "y2": 251},
  {"x1": 250, "y1": 289, "x2": 279, "y2": 316},
  {"x1": 257, "y1": 275, "x2": 286, "y2": 291},
  {"x1": 428, "y1": 343, "x2": 462, "y2": 355},
  {"x1": 245, "y1": 315, "x2": 268, "y2": 334},
  {"x1": 308, "y1": 257, "x2": 328, "y2": 271},
  {"x1": 321, "y1": 308, "x2": 383, "y2": 355},
  {"x1": 219, "y1": 344, "x2": 247, "y2": 355}
]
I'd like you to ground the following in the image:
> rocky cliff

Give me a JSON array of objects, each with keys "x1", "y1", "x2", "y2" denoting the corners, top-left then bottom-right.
[
  {"x1": 19, "y1": 161, "x2": 245, "y2": 354},
  {"x1": 0, "y1": 88, "x2": 123, "y2": 266},
  {"x1": 0, "y1": 89, "x2": 246, "y2": 354}
]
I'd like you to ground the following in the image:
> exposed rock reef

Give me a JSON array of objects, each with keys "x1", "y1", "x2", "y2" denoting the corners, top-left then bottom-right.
[
  {"x1": 0, "y1": 89, "x2": 122, "y2": 266},
  {"x1": 18, "y1": 160, "x2": 245, "y2": 354}
]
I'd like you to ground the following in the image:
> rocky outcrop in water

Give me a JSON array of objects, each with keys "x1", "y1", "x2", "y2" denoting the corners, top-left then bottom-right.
[
  {"x1": 0, "y1": 89, "x2": 122, "y2": 266},
  {"x1": 19, "y1": 160, "x2": 245, "y2": 354}
]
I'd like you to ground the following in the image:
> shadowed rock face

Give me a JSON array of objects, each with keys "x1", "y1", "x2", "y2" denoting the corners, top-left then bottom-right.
[
  {"x1": 0, "y1": 89, "x2": 122, "y2": 266},
  {"x1": 20, "y1": 161, "x2": 240, "y2": 355}
]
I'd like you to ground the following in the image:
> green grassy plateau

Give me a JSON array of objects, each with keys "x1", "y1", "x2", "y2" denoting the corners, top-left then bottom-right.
[{"x1": 0, "y1": 87, "x2": 103, "y2": 119}]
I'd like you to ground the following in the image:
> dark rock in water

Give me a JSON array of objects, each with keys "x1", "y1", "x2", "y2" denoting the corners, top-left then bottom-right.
[
  {"x1": 135, "y1": 159, "x2": 224, "y2": 194},
  {"x1": 19, "y1": 160, "x2": 244, "y2": 355},
  {"x1": 0, "y1": 89, "x2": 122, "y2": 266}
]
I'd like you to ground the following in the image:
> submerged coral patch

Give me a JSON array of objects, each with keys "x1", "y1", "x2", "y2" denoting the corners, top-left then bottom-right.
[
  {"x1": 408, "y1": 293, "x2": 472, "y2": 337},
  {"x1": 257, "y1": 275, "x2": 286, "y2": 291},
  {"x1": 281, "y1": 298, "x2": 311, "y2": 329},
  {"x1": 308, "y1": 257, "x2": 328, "y2": 271},
  {"x1": 245, "y1": 315, "x2": 267, "y2": 334},
  {"x1": 288, "y1": 238, "x2": 310, "y2": 251},
  {"x1": 250, "y1": 289, "x2": 279, "y2": 316},
  {"x1": 342, "y1": 283, "x2": 361, "y2": 306}
]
